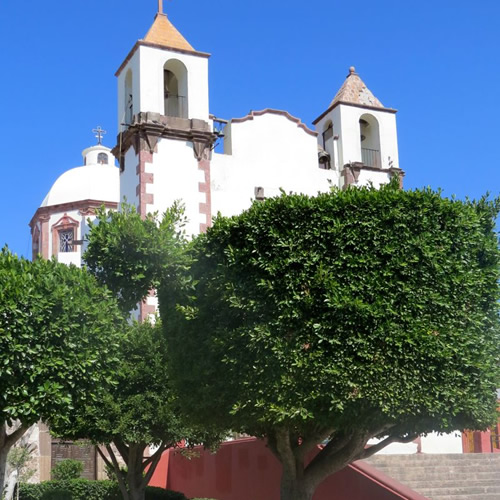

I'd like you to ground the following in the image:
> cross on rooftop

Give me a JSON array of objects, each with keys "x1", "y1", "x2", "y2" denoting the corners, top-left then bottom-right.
[
  {"x1": 92, "y1": 126, "x2": 107, "y2": 145},
  {"x1": 158, "y1": 0, "x2": 173, "y2": 14}
]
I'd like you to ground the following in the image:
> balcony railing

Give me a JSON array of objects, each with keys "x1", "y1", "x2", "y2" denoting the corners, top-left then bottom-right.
[
  {"x1": 164, "y1": 95, "x2": 187, "y2": 118},
  {"x1": 361, "y1": 148, "x2": 381, "y2": 168}
]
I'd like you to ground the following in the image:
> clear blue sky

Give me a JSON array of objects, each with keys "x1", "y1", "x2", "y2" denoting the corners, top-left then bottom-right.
[{"x1": 0, "y1": 0, "x2": 498, "y2": 257}]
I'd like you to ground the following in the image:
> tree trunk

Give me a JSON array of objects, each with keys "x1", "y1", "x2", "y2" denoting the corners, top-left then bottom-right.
[
  {"x1": 280, "y1": 472, "x2": 314, "y2": 500},
  {"x1": 0, "y1": 445, "x2": 9, "y2": 498},
  {"x1": 125, "y1": 444, "x2": 147, "y2": 500},
  {"x1": 0, "y1": 422, "x2": 27, "y2": 497}
]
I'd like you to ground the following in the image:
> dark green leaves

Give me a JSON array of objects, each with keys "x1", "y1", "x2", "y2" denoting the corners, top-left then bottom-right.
[
  {"x1": 162, "y1": 183, "x2": 500, "y2": 438},
  {"x1": 0, "y1": 247, "x2": 124, "y2": 428},
  {"x1": 83, "y1": 202, "x2": 188, "y2": 314}
]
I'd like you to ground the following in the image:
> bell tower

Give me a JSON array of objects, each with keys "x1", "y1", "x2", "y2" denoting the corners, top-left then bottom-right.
[
  {"x1": 112, "y1": 3, "x2": 216, "y2": 236},
  {"x1": 313, "y1": 67, "x2": 404, "y2": 189}
]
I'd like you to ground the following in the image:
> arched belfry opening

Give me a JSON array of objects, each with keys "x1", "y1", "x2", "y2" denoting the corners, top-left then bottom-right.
[
  {"x1": 163, "y1": 59, "x2": 188, "y2": 118},
  {"x1": 359, "y1": 114, "x2": 381, "y2": 168},
  {"x1": 125, "y1": 69, "x2": 133, "y2": 125}
]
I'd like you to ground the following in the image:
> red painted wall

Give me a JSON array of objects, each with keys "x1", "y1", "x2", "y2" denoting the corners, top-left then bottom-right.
[{"x1": 150, "y1": 438, "x2": 428, "y2": 500}]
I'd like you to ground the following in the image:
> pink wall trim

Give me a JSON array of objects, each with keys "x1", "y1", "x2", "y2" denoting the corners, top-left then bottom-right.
[
  {"x1": 198, "y1": 158, "x2": 212, "y2": 233},
  {"x1": 40, "y1": 215, "x2": 50, "y2": 259},
  {"x1": 136, "y1": 151, "x2": 155, "y2": 219}
]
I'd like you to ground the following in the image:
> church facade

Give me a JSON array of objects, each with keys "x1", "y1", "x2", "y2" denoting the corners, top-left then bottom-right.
[{"x1": 28, "y1": 1, "x2": 496, "y2": 485}]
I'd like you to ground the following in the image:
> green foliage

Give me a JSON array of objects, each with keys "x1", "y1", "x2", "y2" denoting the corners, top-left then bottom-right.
[
  {"x1": 162, "y1": 182, "x2": 500, "y2": 445},
  {"x1": 52, "y1": 320, "x2": 193, "y2": 447},
  {"x1": 0, "y1": 247, "x2": 125, "y2": 428},
  {"x1": 51, "y1": 460, "x2": 83, "y2": 481},
  {"x1": 83, "y1": 202, "x2": 188, "y2": 314},
  {"x1": 7, "y1": 443, "x2": 36, "y2": 483},
  {"x1": 19, "y1": 480, "x2": 120, "y2": 500},
  {"x1": 18, "y1": 481, "x2": 187, "y2": 500},
  {"x1": 143, "y1": 488, "x2": 186, "y2": 500}
]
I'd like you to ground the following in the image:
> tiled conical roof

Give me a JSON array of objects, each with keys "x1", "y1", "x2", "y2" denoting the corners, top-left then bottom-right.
[
  {"x1": 330, "y1": 67, "x2": 384, "y2": 108},
  {"x1": 143, "y1": 13, "x2": 195, "y2": 52}
]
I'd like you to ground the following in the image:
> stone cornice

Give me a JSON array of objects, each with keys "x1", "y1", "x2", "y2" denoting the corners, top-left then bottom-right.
[
  {"x1": 313, "y1": 100, "x2": 398, "y2": 125},
  {"x1": 112, "y1": 112, "x2": 217, "y2": 160},
  {"x1": 29, "y1": 200, "x2": 118, "y2": 229},
  {"x1": 341, "y1": 162, "x2": 405, "y2": 189}
]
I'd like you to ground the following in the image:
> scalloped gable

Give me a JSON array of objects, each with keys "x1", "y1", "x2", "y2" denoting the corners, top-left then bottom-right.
[
  {"x1": 231, "y1": 109, "x2": 318, "y2": 137},
  {"x1": 143, "y1": 13, "x2": 195, "y2": 52}
]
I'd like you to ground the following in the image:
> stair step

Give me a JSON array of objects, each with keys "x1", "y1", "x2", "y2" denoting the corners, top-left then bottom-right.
[
  {"x1": 430, "y1": 493, "x2": 500, "y2": 500},
  {"x1": 403, "y1": 479, "x2": 499, "y2": 489},
  {"x1": 362, "y1": 454, "x2": 500, "y2": 500}
]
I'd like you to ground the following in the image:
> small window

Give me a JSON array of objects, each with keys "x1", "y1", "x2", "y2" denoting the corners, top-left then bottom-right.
[
  {"x1": 59, "y1": 230, "x2": 74, "y2": 253},
  {"x1": 97, "y1": 153, "x2": 108, "y2": 165}
]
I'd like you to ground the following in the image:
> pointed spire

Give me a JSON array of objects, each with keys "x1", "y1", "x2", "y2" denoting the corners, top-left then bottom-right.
[
  {"x1": 143, "y1": 8, "x2": 195, "y2": 52},
  {"x1": 329, "y1": 66, "x2": 384, "y2": 108}
]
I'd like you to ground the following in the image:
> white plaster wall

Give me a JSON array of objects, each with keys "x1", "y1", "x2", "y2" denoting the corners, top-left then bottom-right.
[
  {"x1": 138, "y1": 45, "x2": 209, "y2": 120},
  {"x1": 356, "y1": 169, "x2": 391, "y2": 189},
  {"x1": 149, "y1": 138, "x2": 204, "y2": 236},
  {"x1": 211, "y1": 113, "x2": 335, "y2": 218},
  {"x1": 338, "y1": 105, "x2": 399, "y2": 170},
  {"x1": 372, "y1": 440, "x2": 419, "y2": 455},
  {"x1": 421, "y1": 432, "x2": 463, "y2": 454},
  {"x1": 120, "y1": 148, "x2": 139, "y2": 207},
  {"x1": 117, "y1": 51, "x2": 141, "y2": 130},
  {"x1": 369, "y1": 432, "x2": 463, "y2": 455}
]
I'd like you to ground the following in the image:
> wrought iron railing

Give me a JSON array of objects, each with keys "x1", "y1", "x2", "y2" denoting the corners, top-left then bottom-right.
[
  {"x1": 165, "y1": 95, "x2": 187, "y2": 118},
  {"x1": 361, "y1": 148, "x2": 381, "y2": 168}
]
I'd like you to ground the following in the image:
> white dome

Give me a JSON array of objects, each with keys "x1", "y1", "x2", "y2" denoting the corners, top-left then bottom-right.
[{"x1": 41, "y1": 163, "x2": 119, "y2": 207}]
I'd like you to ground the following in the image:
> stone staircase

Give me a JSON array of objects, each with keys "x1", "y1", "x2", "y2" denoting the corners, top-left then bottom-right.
[{"x1": 364, "y1": 453, "x2": 500, "y2": 500}]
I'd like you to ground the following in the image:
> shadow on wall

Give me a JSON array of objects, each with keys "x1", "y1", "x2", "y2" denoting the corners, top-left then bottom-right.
[{"x1": 149, "y1": 437, "x2": 428, "y2": 500}]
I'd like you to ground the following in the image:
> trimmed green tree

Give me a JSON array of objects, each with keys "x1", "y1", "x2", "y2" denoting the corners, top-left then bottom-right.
[
  {"x1": 0, "y1": 248, "x2": 124, "y2": 496},
  {"x1": 52, "y1": 204, "x2": 218, "y2": 500},
  {"x1": 52, "y1": 320, "x2": 203, "y2": 500},
  {"x1": 160, "y1": 182, "x2": 500, "y2": 500},
  {"x1": 84, "y1": 203, "x2": 188, "y2": 314}
]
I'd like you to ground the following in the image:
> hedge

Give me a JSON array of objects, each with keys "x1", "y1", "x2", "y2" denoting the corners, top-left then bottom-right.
[{"x1": 19, "y1": 481, "x2": 187, "y2": 500}]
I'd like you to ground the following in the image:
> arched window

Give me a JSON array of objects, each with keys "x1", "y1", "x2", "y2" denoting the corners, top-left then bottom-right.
[
  {"x1": 359, "y1": 114, "x2": 381, "y2": 168},
  {"x1": 163, "y1": 59, "x2": 188, "y2": 118},
  {"x1": 125, "y1": 69, "x2": 133, "y2": 125},
  {"x1": 97, "y1": 153, "x2": 108, "y2": 165}
]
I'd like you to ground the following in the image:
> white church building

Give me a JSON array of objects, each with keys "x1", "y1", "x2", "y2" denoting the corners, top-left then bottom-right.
[{"x1": 28, "y1": 2, "x2": 486, "y2": 483}]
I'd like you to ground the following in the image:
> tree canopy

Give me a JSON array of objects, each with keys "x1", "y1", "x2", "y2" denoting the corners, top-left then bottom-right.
[
  {"x1": 84, "y1": 203, "x2": 187, "y2": 314},
  {"x1": 160, "y1": 182, "x2": 500, "y2": 500},
  {"x1": 0, "y1": 248, "x2": 124, "y2": 494},
  {"x1": 52, "y1": 204, "x2": 218, "y2": 500},
  {"x1": 52, "y1": 320, "x2": 206, "y2": 500}
]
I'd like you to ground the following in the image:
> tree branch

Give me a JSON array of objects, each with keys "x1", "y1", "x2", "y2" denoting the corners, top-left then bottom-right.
[
  {"x1": 304, "y1": 430, "x2": 368, "y2": 491},
  {"x1": 106, "y1": 444, "x2": 129, "y2": 500},
  {"x1": 113, "y1": 439, "x2": 129, "y2": 464},
  {"x1": 358, "y1": 433, "x2": 419, "y2": 461},
  {"x1": 96, "y1": 447, "x2": 113, "y2": 471},
  {"x1": 141, "y1": 444, "x2": 167, "y2": 489},
  {"x1": 295, "y1": 427, "x2": 335, "y2": 462},
  {"x1": 4, "y1": 423, "x2": 29, "y2": 449},
  {"x1": 142, "y1": 442, "x2": 169, "y2": 469}
]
